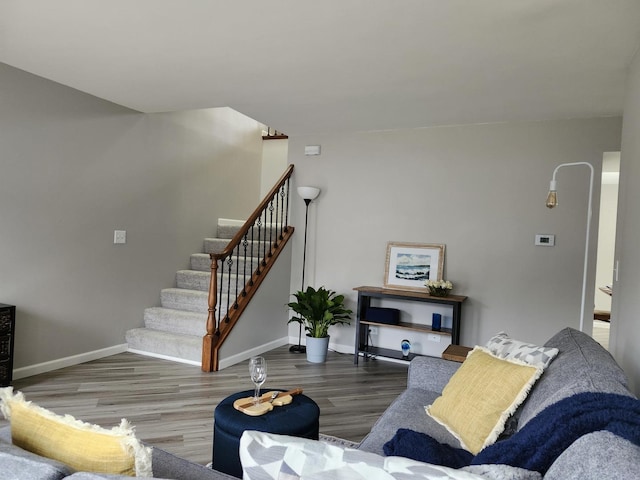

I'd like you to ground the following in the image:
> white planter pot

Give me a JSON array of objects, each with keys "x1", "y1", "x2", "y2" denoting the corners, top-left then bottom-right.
[{"x1": 306, "y1": 335, "x2": 330, "y2": 363}]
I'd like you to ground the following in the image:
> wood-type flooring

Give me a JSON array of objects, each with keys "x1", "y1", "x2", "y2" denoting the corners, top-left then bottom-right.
[{"x1": 4, "y1": 347, "x2": 408, "y2": 465}]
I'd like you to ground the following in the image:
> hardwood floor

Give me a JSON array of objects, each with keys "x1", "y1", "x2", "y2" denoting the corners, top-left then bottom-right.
[{"x1": 3, "y1": 347, "x2": 408, "y2": 465}]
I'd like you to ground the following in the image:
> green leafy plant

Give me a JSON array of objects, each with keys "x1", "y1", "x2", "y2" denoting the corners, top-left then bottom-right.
[{"x1": 287, "y1": 286, "x2": 352, "y2": 338}]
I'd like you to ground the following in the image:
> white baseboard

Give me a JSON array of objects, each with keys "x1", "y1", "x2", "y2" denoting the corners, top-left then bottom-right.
[
  {"x1": 12, "y1": 338, "x2": 358, "y2": 380},
  {"x1": 288, "y1": 336, "x2": 354, "y2": 355},
  {"x1": 126, "y1": 348, "x2": 201, "y2": 367},
  {"x1": 129, "y1": 338, "x2": 292, "y2": 370},
  {"x1": 219, "y1": 337, "x2": 289, "y2": 370},
  {"x1": 13, "y1": 344, "x2": 129, "y2": 380}
]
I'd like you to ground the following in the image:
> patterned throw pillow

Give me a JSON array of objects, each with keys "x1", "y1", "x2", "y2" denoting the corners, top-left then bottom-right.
[
  {"x1": 0, "y1": 387, "x2": 152, "y2": 477},
  {"x1": 426, "y1": 347, "x2": 543, "y2": 455},
  {"x1": 240, "y1": 430, "x2": 488, "y2": 480},
  {"x1": 485, "y1": 332, "x2": 559, "y2": 368}
]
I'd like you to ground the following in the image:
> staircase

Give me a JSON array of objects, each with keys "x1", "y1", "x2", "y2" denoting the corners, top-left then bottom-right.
[
  {"x1": 125, "y1": 219, "x2": 254, "y2": 364},
  {"x1": 128, "y1": 165, "x2": 295, "y2": 371}
]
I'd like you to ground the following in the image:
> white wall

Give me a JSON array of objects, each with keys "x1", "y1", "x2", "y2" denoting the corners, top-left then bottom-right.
[
  {"x1": 287, "y1": 118, "x2": 622, "y2": 353},
  {"x1": 260, "y1": 139, "x2": 288, "y2": 198},
  {"x1": 594, "y1": 153, "x2": 619, "y2": 312},
  {"x1": 611, "y1": 51, "x2": 640, "y2": 394},
  {"x1": 0, "y1": 63, "x2": 263, "y2": 369}
]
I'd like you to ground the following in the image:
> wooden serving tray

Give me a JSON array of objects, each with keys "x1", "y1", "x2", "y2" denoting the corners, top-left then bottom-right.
[{"x1": 233, "y1": 388, "x2": 301, "y2": 416}]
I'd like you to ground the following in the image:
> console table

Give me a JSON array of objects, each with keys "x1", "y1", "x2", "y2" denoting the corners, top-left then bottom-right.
[
  {"x1": 353, "y1": 286, "x2": 467, "y2": 365},
  {"x1": 0, "y1": 304, "x2": 16, "y2": 387}
]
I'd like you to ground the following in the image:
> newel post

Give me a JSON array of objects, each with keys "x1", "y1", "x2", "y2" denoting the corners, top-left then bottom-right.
[{"x1": 202, "y1": 254, "x2": 220, "y2": 372}]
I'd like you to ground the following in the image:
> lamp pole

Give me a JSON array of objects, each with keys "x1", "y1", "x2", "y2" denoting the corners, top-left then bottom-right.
[
  {"x1": 290, "y1": 186, "x2": 320, "y2": 353},
  {"x1": 546, "y1": 162, "x2": 594, "y2": 332},
  {"x1": 301, "y1": 198, "x2": 312, "y2": 291}
]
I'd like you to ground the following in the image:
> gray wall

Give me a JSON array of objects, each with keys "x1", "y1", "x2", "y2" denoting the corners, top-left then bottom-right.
[
  {"x1": 611, "y1": 51, "x2": 640, "y2": 393},
  {"x1": 287, "y1": 118, "x2": 622, "y2": 353},
  {"x1": 594, "y1": 172, "x2": 618, "y2": 312},
  {"x1": 219, "y1": 241, "x2": 292, "y2": 369},
  {"x1": 0, "y1": 63, "x2": 263, "y2": 369}
]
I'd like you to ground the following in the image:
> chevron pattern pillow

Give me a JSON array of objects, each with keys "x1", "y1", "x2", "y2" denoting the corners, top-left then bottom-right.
[
  {"x1": 486, "y1": 332, "x2": 559, "y2": 369},
  {"x1": 239, "y1": 430, "x2": 487, "y2": 480}
]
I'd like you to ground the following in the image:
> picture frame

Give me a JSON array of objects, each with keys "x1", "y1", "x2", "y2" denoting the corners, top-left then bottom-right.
[{"x1": 384, "y1": 242, "x2": 445, "y2": 291}]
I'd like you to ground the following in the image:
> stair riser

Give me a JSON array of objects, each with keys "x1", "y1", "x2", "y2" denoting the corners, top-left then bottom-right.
[
  {"x1": 160, "y1": 289, "x2": 233, "y2": 315},
  {"x1": 126, "y1": 328, "x2": 202, "y2": 363},
  {"x1": 144, "y1": 308, "x2": 208, "y2": 337},
  {"x1": 161, "y1": 289, "x2": 209, "y2": 313},
  {"x1": 175, "y1": 271, "x2": 210, "y2": 291}
]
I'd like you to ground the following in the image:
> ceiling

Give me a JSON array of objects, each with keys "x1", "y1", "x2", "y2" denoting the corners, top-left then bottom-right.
[{"x1": 2, "y1": 1, "x2": 640, "y2": 135}]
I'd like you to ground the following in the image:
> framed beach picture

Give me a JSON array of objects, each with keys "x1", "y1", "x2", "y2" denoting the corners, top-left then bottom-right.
[{"x1": 384, "y1": 242, "x2": 445, "y2": 291}]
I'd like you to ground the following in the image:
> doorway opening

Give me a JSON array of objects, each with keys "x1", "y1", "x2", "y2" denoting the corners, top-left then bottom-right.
[{"x1": 593, "y1": 152, "x2": 620, "y2": 350}]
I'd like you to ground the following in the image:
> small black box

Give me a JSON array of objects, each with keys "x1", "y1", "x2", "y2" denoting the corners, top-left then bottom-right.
[{"x1": 366, "y1": 307, "x2": 400, "y2": 325}]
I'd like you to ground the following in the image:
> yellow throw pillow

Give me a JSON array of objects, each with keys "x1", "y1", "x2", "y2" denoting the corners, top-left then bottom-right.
[
  {"x1": 426, "y1": 346, "x2": 542, "y2": 455},
  {"x1": 0, "y1": 387, "x2": 152, "y2": 477}
]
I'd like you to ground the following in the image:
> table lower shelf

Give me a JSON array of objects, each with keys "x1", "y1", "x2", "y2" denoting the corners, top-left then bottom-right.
[
  {"x1": 357, "y1": 346, "x2": 417, "y2": 362},
  {"x1": 360, "y1": 320, "x2": 452, "y2": 336}
]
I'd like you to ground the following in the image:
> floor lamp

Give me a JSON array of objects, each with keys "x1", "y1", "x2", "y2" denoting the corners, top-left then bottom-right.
[
  {"x1": 289, "y1": 186, "x2": 321, "y2": 353},
  {"x1": 545, "y1": 162, "x2": 594, "y2": 332}
]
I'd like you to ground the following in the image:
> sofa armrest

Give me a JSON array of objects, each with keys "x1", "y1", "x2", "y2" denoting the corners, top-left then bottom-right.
[
  {"x1": 151, "y1": 447, "x2": 237, "y2": 480},
  {"x1": 407, "y1": 355, "x2": 461, "y2": 392}
]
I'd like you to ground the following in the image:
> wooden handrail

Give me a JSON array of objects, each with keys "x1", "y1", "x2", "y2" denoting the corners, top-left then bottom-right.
[
  {"x1": 202, "y1": 164, "x2": 295, "y2": 372},
  {"x1": 211, "y1": 164, "x2": 294, "y2": 262}
]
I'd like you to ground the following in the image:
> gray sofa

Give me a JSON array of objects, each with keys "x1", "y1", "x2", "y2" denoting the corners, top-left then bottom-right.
[
  {"x1": 358, "y1": 327, "x2": 640, "y2": 479},
  {"x1": 2, "y1": 328, "x2": 639, "y2": 479}
]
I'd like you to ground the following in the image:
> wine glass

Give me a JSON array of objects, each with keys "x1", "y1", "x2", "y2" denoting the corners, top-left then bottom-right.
[{"x1": 249, "y1": 356, "x2": 267, "y2": 405}]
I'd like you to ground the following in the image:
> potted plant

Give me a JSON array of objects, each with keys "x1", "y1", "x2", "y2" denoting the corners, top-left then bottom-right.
[{"x1": 287, "y1": 286, "x2": 352, "y2": 363}]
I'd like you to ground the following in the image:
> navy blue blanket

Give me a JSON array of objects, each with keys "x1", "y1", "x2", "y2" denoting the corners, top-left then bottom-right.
[{"x1": 383, "y1": 392, "x2": 640, "y2": 474}]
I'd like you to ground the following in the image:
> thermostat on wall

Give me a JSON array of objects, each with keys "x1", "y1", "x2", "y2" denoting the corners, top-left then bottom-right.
[
  {"x1": 535, "y1": 234, "x2": 555, "y2": 246},
  {"x1": 304, "y1": 145, "x2": 321, "y2": 156}
]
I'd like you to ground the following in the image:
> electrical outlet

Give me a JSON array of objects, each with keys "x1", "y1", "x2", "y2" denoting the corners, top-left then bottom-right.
[
  {"x1": 535, "y1": 234, "x2": 555, "y2": 246},
  {"x1": 369, "y1": 326, "x2": 379, "y2": 335},
  {"x1": 114, "y1": 230, "x2": 127, "y2": 244},
  {"x1": 427, "y1": 334, "x2": 441, "y2": 343}
]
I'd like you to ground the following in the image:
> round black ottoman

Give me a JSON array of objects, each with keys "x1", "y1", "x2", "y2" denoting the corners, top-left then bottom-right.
[{"x1": 212, "y1": 389, "x2": 320, "y2": 478}]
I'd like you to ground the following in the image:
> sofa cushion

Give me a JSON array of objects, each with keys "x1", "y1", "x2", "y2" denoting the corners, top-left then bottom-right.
[
  {"x1": 151, "y1": 445, "x2": 239, "y2": 480},
  {"x1": 1, "y1": 425, "x2": 74, "y2": 479},
  {"x1": 0, "y1": 387, "x2": 152, "y2": 477},
  {"x1": 358, "y1": 387, "x2": 458, "y2": 456},
  {"x1": 462, "y1": 465, "x2": 541, "y2": 480},
  {"x1": 239, "y1": 430, "x2": 488, "y2": 480},
  {"x1": 544, "y1": 431, "x2": 640, "y2": 480},
  {"x1": 0, "y1": 449, "x2": 70, "y2": 480},
  {"x1": 407, "y1": 356, "x2": 462, "y2": 391},
  {"x1": 426, "y1": 347, "x2": 542, "y2": 455},
  {"x1": 518, "y1": 328, "x2": 633, "y2": 428},
  {"x1": 485, "y1": 332, "x2": 559, "y2": 368}
]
